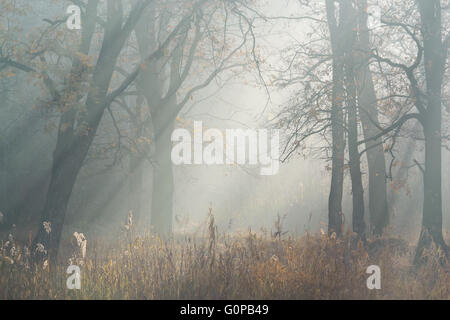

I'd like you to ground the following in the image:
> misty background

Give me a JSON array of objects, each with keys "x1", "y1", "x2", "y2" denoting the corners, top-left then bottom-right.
[{"x1": 0, "y1": 0, "x2": 448, "y2": 248}]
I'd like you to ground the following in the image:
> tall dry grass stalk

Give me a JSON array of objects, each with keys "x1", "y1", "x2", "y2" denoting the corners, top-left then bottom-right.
[{"x1": 0, "y1": 215, "x2": 448, "y2": 299}]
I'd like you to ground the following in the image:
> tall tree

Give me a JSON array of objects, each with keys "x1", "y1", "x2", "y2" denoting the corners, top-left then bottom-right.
[
  {"x1": 363, "y1": 0, "x2": 448, "y2": 261},
  {"x1": 33, "y1": 0, "x2": 154, "y2": 264},
  {"x1": 415, "y1": 0, "x2": 448, "y2": 262},
  {"x1": 355, "y1": 0, "x2": 389, "y2": 236},
  {"x1": 341, "y1": 0, "x2": 366, "y2": 239},
  {"x1": 0, "y1": 0, "x2": 190, "y2": 263},
  {"x1": 134, "y1": 2, "x2": 252, "y2": 235},
  {"x1": 325, "y1": 0, "x2": 346, "y2": 236},
  {"x1": 135, "y1": 7, "x2": 180, "y2": 235}
]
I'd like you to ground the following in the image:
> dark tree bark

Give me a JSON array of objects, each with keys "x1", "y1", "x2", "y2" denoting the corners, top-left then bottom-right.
[
  {"x1": 415, "y1": 0, "x2": 448, "y2": 262},
  {"x1": 342, "y1": 0, "x2": 366, "y2": 240},
  {"x1": 33, "y1": 1, "x2": 151, "y2": 265},
  {"x1": 326, "y1": 0, "x2": 346, "y2": 236},
  {"x1": 355, "y1": 0, "x2": 389, "y2": 236},
  {"x1": 345, "y1": 70, "x2": 366, "y2": 239}
]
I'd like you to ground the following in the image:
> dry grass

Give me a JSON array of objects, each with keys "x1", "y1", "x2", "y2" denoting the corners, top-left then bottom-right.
[{"x1": 0, "y1": 218, "x2": 448, "y2": 300}]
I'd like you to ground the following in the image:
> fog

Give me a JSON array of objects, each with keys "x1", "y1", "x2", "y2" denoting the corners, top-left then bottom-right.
[{"x1": 1, "y1": 0, "x2": 448, "y2": 249}]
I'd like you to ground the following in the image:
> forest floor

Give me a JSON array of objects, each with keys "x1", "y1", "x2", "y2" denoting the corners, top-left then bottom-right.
[{"x1": 0, "y1": 220, "x2": 448, "y2": 299}]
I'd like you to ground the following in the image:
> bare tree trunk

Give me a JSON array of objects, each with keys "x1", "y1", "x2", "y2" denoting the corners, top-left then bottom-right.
[
  {"x1": 35, "y1": 131, "x2": 90, "y2": 265},
  {"x1": 343, "y1": 0, "x2": 366, "y2": 240},
  {"x1": 346, "y1": 73, "x2": 366, "y2": 239},
  {"x1": 135, "y1": 9, "x2": 175, "y2": 235},
  {"x1": 415, "y1": 0, "x2": 447, "y2": 262},
  {"x1": 328, "y1": 64, "x2": 345, "y2": 236},
  {"x1": 416, "y1": 0, "x2": 447, "y2": 256},
  {"x1": 150, "y1": 104, "x2": 175, "y2": 236},
  {"x1": 33, "y1": 0, "x2": 100, "y2": 263},
  {"x1": 326, "y1": 0, "x2": 346, "y2": 236},
  {"x1": 418, "y1": 122, "x2": 445, "y2": 253},
  {"x1": 135, "y1": 9, "x2": 191, "y2": 236},
  {"x1": 355, "y1": 0, "x2": 389, "y2": 236},
  {"x1": 34, "y1": 1, "x2": 147, "y2": 265}
]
